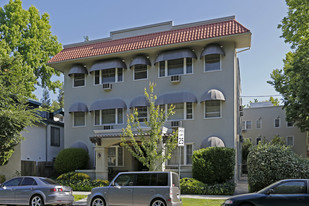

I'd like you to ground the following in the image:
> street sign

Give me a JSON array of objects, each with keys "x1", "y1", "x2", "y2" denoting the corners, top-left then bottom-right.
[
  {"x1": 162, "y1": 126, "x2": 168, "y2": 135},
  {"x1": 178, "y1": 127, "x2": 185, "y2": 146}
]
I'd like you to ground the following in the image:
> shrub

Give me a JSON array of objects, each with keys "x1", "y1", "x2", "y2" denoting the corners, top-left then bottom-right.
[
  {"x1": 192, "y1": 147, "x2": 235, "y2": 184},
  {"x1": 247, "y1": 143, "x2": 309, "y2": 192},
  {"x1": 57, "y1": 172, "x2": 90, "y2": 181},
  {"x1": 0, "y1": 175, "x2": 5, "y2": 183},
  {"x1": 180, "y1": 177, "x2": 235, "y2": 195},
  {"x1": 54, "y1": 148, "x2": 89, "y2": 175}
]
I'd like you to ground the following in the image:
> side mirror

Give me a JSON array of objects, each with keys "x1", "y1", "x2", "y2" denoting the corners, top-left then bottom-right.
[{"x1": 267, "y1": 189, "x2": 274, "y2": 195}]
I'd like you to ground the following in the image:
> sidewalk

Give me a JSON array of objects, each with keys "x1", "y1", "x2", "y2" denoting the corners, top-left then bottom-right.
[{"x1": 233, "y1": 176, "x2": 249, "y2": 195}]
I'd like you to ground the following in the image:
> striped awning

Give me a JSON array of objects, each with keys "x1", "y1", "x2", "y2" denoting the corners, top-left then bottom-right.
[
  {"x1": 154, "y1": 49, "x2": 197, "y2": 63},
  {"x1": 68, "y1": 64, "x2": 88, "y2": 76},
  {"x1": 130, "y1": 96, "x2": 149, "y2": 108},
  {"x1": 156, "y1": 92, "x2": 197, "y2": 105},
  {"x1": 130, "y1": 55, "x2": 151, "y2": 68},
  {"x1": 90, "y1": 99, "x2": 127, "y2": 111},
  {"x1": 69, "y1": 102, "x2": 88, "y2": 113},
  {"x1": 200, "y1": 44, "x2": 225, "y2": 58},
  {"x1": 90, "y1": 59, "x2": 127, "y2": 73},
  {"x1": 201, "y1": 89, "x2": 225, "y2": 102}
]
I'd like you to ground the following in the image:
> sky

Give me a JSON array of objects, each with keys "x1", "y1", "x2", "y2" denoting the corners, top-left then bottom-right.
[{"x1": 0, "y1": 0, "x2": 290, "y2": 105}]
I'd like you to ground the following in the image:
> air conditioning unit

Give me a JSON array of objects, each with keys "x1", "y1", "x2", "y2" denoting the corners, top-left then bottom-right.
[
  {"x1": 103, "y1": 125, "x2": 114, "y2": 130},
  {"x1": 171, "y1": 121, "x2": 182, "y2": 128},
  {"x1": 103, "y1": 83, "x2": 112, "y2": 90},
  {"x1": 171, "y1": 75, "x2": 181, "y2": 83}
]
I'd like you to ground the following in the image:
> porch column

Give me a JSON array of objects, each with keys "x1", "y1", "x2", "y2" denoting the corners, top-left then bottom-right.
[{"x1": 95, "y1": 147, "x2": 108, "y2": 180}]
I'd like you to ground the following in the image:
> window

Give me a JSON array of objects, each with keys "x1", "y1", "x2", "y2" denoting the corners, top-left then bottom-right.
[
  {"x1": 186, "y1": 144, "x2": 193, "y2": 165},
  {"x1": 256, "y1": 118, "x2": 262, "y2": 129},
  {"x1": 134, "y1": 65, "x2": 148, "y2": 80},
  {"x1": 205, "y1": 54, "x2": 221, "y2": 72},
  {"x1": 51, "y1": 127, "x2": 60, "y2": 147},
  {"x1": 205, "y1": 101, "x2": 221, "y2": 118},
  {"x1": 256, "y1": 136, "x2": 262, "y2": 145},
  {"x1": 272, "y1": 181, "x2": 306, "y2": 194},
  {"x1": 134, "y1": 106, "x2": 148, "y2": 122},
  {"x1": 21, "y1": 178, "x2": 37, "y2": 186},
  {"x1": 286, "y1": 136, "x2": 294, "y2": 146},
  {"x1": 287, "y1": 121, "x2": 294, "y2": 127},
  {"x1": 94, "y1": 68, "x2": 123, "y2": 85},
  {"x1": 4, "y1": 178, "x2": 23, "y2": 187},
  {"x1": 161, "y1": 103, "x2": 193, "y2": 120},
  {"x1": 242, "y1": 120, "x2": 252, "y2": 130},
  {"x1": 168, "y1": 144, "x2": 193, "y2": 166},
  {"x1": 94, "y1": 109, "x2": 123, "y2": 125},
  {"x1": 73, "y1": 112, "x2": 86, "y2": 127},
  {"x1": 73, "y1": 74, "x2": 85, "y2": 87},
  {"x1": 114, "y1": 174, "x2": 135, "y2": 186},
  {"x1": 108, "y1": 146, "x2": 124, "y2": 167},
  {"x1": 158, "y1": 58, "x2": 193, "y2": 77},
  {"x1": 274, "y1": 117, "x2": 281, "y2": 128}
]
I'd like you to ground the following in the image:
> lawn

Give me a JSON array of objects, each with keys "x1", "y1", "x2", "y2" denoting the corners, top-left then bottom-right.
[
  {"x1": 74, "y1": 195, "x2": 88, "y2": 202},
  {"x1": 182, "y1": 198, "x2": 225, "y2": 206}
]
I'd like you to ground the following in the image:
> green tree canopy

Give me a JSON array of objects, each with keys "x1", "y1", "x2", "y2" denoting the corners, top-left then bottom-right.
[
  {"x1": 0, "y1": 0, "x2": 62, "y2": 95},
  {"x1": 268, "y1": 0, "x2": 309, "y2": 132}
]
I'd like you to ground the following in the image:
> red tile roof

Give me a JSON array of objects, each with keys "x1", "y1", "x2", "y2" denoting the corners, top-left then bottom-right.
[{"x1": 49, "y1": 19, "x2": 250, "y2": 63}]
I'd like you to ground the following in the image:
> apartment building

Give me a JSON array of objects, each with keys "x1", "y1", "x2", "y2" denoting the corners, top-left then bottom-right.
[
  {"x1": 242, "y1": 102, "x2": 308, "y2": 157},
  {"x1": 48, "y1": 16, "x2": 251, "y2": 179}
]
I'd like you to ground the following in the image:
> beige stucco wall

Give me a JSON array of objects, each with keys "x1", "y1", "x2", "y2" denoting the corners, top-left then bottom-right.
[{"x1": 242, "y1": 106, "x2": 308, "y2": 157}]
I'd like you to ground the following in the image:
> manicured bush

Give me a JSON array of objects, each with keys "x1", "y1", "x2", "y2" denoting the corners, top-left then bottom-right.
[
  {"x1": 192, "y1": 147, "x2": 235, "y2": 184},
  {"x1": 56, "y1": 172, "x2": 109, "y2": 191},
  {"x1": 180, "y1": 177, "x2": 235, "y2": 195},
  {"x1": 54, "y1": 148, "x2": 89, "y2": 175},
  {"x1": 247, "y1": 143, "x2": 309, "y2": 192},
  {"x1": 0, "y1": 175, "x2": 5, "y2": 183}
]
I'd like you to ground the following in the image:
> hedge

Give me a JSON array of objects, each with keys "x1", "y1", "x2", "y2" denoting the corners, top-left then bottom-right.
[
  {"x1": 192, "y1": 147, "x2": 235, "y2": 184},
  {"x1": 54, "y1": 148, "x2": 89, "y2": 175},
  {"x1": 247, "y1": 143, "x2": 309, "y2": 192},
  {"x1": 180, "y1": 177, "x2": 235, "y2": 195}
]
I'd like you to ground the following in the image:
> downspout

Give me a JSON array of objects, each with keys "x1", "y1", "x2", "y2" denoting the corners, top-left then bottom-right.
[{"x1": 46, "y1": 124, "x2": 48, "y2": 162}]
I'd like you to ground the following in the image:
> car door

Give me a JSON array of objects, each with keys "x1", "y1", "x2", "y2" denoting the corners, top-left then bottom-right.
[
  {"x1": 0, "y1": 177, "x2": 23, "y2": 204},
  {"x1": 14, "y1": 177, "x2": 38, "y2": 204},
  {"x1": 133, "y1": 173, "x2": 156, "y2": 206},
  {"x1": 108, "y1": 174, "x2": 135, "y2": 206},
  {"x1": 262, "y1": 180, "x2": 308, "y2": 206}
]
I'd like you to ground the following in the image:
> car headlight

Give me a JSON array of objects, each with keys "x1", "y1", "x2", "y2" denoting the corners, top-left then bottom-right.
[{"x1": 224, "y1": 199, "x2": 233, "y2": 204}]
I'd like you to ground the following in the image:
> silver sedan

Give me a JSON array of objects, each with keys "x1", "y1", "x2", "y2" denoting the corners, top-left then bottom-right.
[{"x1": 0, "y1": 176, "x2": 74, "y2": 206}]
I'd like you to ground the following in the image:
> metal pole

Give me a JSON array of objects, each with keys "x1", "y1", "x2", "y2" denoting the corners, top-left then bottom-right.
[{"x1": 178, "y1": 146, "x2": 181, "y2": 177}]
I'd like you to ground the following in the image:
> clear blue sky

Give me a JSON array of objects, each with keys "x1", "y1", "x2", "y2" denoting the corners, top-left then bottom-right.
[{"x1": 0, "y1": 0, "x2": 290, "y2": 105}]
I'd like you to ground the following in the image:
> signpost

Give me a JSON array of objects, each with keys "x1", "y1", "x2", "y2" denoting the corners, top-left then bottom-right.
[{"x1": 178, "y1": 127, "x2": 185, "y2": 177}]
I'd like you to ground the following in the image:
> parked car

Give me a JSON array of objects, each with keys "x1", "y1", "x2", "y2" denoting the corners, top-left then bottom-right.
[
  {"x1": 222, "y1": 179, "x2": 309, "y2": 206},
  {"x1": 0, "y1": 176, "x2": 74, "y2": 206},
  {"x1": 87, "y1": 171, "x2": 182, "y2": 206}
]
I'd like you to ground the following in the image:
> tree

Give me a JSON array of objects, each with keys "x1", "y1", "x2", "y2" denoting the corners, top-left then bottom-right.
[
  {"x1": 268, "y1": 0, "x2": 309, "y2": 132},
  {"x1": 57, "y1": 86, "x2": 64, "y2": 108},
  {"x1": 121, "y1": 83, "x2": 178, "y2": 171},
  {"x1": 0, "y1": 54, "x2": 39, "y2": 165},
  {"x1": 0, "y1": 0, "x2": 62, "y2": 95},
  {"x1": 40, "y1": 88, "x2": 51, "y2": 109}
]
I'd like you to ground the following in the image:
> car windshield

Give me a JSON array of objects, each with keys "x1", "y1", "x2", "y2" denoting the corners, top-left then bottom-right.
[{"x1": 40, "y1": 178, "x2": 59, "y2": 185}]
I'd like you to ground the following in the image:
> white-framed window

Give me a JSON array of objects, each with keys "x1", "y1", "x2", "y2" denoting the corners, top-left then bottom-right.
[
  {"x1": 204, "y1": 54, "x2": 221, "y2": 72},
  {"x1": 94, "y1": 68, "x2": 123, "y2": 85},
  {"x1": 242, "y1": 120, "x2": 252, "y2": 130},
  {"x1": 286, "y1": 136, "x2": 294, "y2": 146},
  {"x1": 160, "y1": 103, "x2": 193, "y2": 120},
  {"x1": 73, "y1": 73, "x2": 85, "y2": 87},
  {"x1": 274, "y1": 117, "x2": 281, "y2": 128},
  {"x1": 167, "y1": 144, "x2": 193, "y2": 166},
  {"x1": 73, "y1": 112, "x2": 86, "y2": 127},
  {"x1": 158, "y1": 58, "x2": 193, "y2": 77},
  {"x1": 108, "y1": 146, "x2": 124, "y2": 167},
  {"x1": 94, "y1": 108, "x2": 123, "y2": 125},
  {"x1": 51, "y1": 126, "x2": 60, "y2": 147},
  {"x1": 256, "y1": 118, "x2": 262, "y2": 129},
  {"x1": 133, "y1": 65, "x2": 148, "y2": 80},
  {"x1": 133, "y1": 106, "x2": 148, "y2": 122},
  {"x1": 287, "y1": 121, "x2": 294, "y2": 127},
  {"x1": 204, "y1": 100, "x2": 221, "y2": 118}
]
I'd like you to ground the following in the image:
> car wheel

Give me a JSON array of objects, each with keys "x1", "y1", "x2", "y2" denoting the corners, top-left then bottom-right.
[
  {"x1": 151, "y1": 199, "x2": 166, "y2": 206},
  {"x1": 30, "y1": 195, "x2": 44, "y2": 206},
  {"x1": 91, "y1": 197, "x2": 105, "y2": 206}
]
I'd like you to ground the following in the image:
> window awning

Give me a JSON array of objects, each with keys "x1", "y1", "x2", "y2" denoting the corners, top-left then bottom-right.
[
  {"x1": 68, "y1": 64, "x2": 88, "y2": 76},
  {"x1": 201, "y1": 89, "x2": 225, "y2": 102},
  {"x1": 69, "y1": 102, "x2": 88, "y2": 113},
  {"x1": 90, "y1": 99, "x2": 127, "y2": 111},
  {"x1": 154, "y1": 49, "x2": 197, "y2": 63},
  {"x1": 129, "y1": 96, "x2": 150, "y2": 108},
  {"x1": 89, "y1": 59, "x2": 127, "y2": 73},
  {"x1": 129, "y1": 55, "x2": 151, "y2": 68},
  {"x1": 200, "y1": 136, "x2": 225, "y2": 148},
  {"x1": 155, "y1": 92, "x2": 197, "y2": 105},
  {"x1": 200, "y1": 44, "x2": 225, "y2": 58}
]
